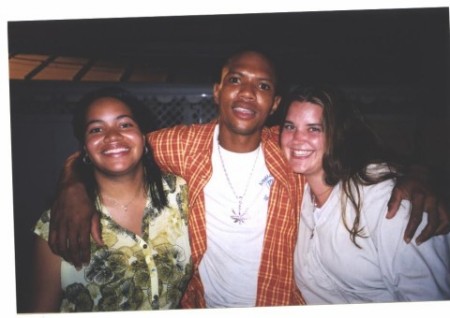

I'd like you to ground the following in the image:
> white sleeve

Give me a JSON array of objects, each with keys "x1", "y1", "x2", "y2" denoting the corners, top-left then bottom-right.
[{"x1": 367, "y1": 180, "x2": 450, "y2": 301}]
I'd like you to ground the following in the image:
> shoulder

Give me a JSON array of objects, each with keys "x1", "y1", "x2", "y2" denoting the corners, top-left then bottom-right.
[
  {"x1": 361, "y1": 164, "x2": 397, "y2": 198},
  {"x1": 363, "y1": 177, "x2": 395, "y2": 196},
  {"x1": 149, "y1": 121, "x2": 216, "y2": 144},
  {"x1": 365, "y1": 162, "x2": 397, "y2": 177},
  {"x1": 151, "y1": 121, "x2": 216, "y2": 136},
  {"x1": 358, "y1": 174, "x2": 411, "y2": 231},
  {"x1": 261, "y1": 126, "x2": 282, "y2": 150},
  {"x1": 261, "y1": 126, "x2": 288, "y2": 167},
  {"x1": 359, "y1": 177, "x2": 396, "y2": 212},
  {"x1": 262, "y1": 125, "x2": 281, "y2": 142}
]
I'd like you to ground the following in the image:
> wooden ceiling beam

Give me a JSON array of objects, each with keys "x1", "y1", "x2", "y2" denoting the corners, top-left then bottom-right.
[
  {"x1": 120, "y1": 61, "x2": 134, "y2": 82},
  {"x1": 73, "y1": 58, "x2": 97, "y2": 82},
  {"x1": 24, "y1": 55, "x2": 57, "y2": 80}
]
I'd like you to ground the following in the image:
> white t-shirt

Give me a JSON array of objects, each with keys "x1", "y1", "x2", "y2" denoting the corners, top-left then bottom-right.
[
  {"x1": 199, "y1": 125, "x2": 273, "y2": 307},
  {"x1": 294, "y1": 167, "x2": 450, "y2": 304}
]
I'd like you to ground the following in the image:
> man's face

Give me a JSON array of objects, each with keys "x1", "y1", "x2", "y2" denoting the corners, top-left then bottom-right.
[{"x1": 214, "y1": 51, "x2": 280, "y2": 142}]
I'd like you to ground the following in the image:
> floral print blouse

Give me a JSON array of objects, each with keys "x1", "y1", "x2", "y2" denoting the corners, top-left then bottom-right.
[{"x1": 33, "y1": 174, "x2": 192, "y2": 312}]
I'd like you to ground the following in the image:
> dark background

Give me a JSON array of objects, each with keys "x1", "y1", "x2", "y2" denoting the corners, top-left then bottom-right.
[
  {"x1": 8, "y1": 7, "x2": 449, "y2": 313},
  {"x1": 8, "y1": 8, "x2": 449, "y2": 95}
]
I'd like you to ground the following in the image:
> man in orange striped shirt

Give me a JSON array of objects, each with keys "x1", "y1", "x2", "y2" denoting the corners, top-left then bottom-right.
[{"x1": 147, "y1": 50, "x2": 305, "y2": 307}]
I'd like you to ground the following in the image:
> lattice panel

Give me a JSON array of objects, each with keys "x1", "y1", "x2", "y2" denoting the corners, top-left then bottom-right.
[
  {"x1": 10, "y1": 83, "x2": 219, "y2": 129},
  {"x1": 142, "y1": 95, "x2": 218, "y2": 129}
]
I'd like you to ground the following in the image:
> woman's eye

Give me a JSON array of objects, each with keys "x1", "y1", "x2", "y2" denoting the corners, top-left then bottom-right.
[
  {"x1": 283, "y1": 123, "x2": 295, "y2": 131},
  {"x1": 309, "y1": 126, "x2": 322, "y2": 133},
  {"x1": 88, "y1": 127, "x2": 102, "y2": 134}
]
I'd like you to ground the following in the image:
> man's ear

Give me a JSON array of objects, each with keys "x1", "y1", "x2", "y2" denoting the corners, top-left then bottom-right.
[
  {"x1": 270, "y1": 95, "x2": 282, "y2": 115},
  {"x1": 213, "y1": 83, "x2": 220, "y2": 105}
]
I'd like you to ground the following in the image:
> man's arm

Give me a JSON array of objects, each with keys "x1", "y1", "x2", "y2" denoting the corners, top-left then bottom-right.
[
  {"x1": 386, "y1": 165, "x2": 450, "y2": 244},
  {"x1": 48, "y1": 151, "x2": 102, "y2": 268},
  {"x1": 269, "y1": 124, "x2": 450, "y2": 243}
]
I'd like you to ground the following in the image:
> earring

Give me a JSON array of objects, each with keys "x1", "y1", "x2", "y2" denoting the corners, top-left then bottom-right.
[{"x1": 82, "y1": 153, "x2": 91, "y2": 165}]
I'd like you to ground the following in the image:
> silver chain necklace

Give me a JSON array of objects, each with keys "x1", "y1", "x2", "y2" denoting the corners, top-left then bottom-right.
[
  {"x1": 217, "y1": 142, "x2": 260, "y2": 224},
  {"x1": 310, "y1": 193, "x2": 317, "y2": 239},
  {"x1": 101, "y1": 186, "x2": 143, "y2": 213}
]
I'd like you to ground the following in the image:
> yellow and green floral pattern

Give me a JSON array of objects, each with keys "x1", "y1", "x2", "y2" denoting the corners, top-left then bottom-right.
[{"x1": 34, "y1": 174, "x2": 192, "y2": 312}]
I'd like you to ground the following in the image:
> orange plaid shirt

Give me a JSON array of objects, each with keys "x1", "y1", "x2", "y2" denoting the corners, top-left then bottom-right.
[{"x1": 148, "y1": 121, "x2": 306, "y2": 308}]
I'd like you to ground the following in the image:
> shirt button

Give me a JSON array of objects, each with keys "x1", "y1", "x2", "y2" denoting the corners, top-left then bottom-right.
[{"x1": 143, "y1": 244, "x2": 148, "y2": 249}]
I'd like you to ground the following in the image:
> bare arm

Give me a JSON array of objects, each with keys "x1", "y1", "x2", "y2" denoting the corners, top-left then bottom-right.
[
  {"x1": 48, "y1": 151, "x2": 102, "y2": 268},
  {"x1": 386, "y1": 165, "x2": 449, "y2": 244},
  {"x1": 30, "y1": 236, "x2": 63, "y2": 312}
]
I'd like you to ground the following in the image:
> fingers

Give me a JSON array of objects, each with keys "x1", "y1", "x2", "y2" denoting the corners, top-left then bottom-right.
[
  {"x1": 66, "y1": 227, "x2": 81, "y2": 268},
  {"x1": 90, "y1": 213, "x2": 104, "y2": 247},
  {"x1": 386, "y1": 187, "x2": 404, "y2": 219},
  {"x1": 415, "y1": 210, "x2": 439, "y2": 245},
  {"x1": 48, "y1": 219, "x2": 59, "y2": 256},
  {"x1": 402, "y1": 189, "x2": 449, "y2": 244},
  {"x1": 49, "y1": 207, "x2": 69, "y2": 258},
  {"x1": 412, "y1": 190, "x2": 449, "y2": 244},
  {"x1": 48, "y1": 223, "x2": 66, "y2": 257},
  {"x1": 403, "y1": 191, "x2": 425, "y2": 243},
  {"x1": 73, "y1": 213, "x2": 101, "y2": 267},
  {"x1": 68, "y1": 212, "x2": 104, "y2": 267},
  {"x1": 415, "y1": 194, "x2": 439, "y2": 244},
  {"x1": 49, "y1": 220, "x2": 75, "y2": 265},
  {"x1": 78, "y1": 225, "x2": 92, "y2": 266},
  {"x1": 391, "y1": 167, "x2": 449, "y2": 243},
  {"x1": 435, "y1": 201, "x2": 450, "y2": 235},
  {"x1": 48, "y1": 203, "x2": 90, "y2": 268}
]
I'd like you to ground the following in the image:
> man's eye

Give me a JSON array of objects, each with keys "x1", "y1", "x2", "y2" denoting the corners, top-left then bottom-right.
[
  {"x1": 120, "y1": 122, "x2": 133, "y2": 128},
  {"x1": 259, "y1": 83, "x2": 271, "y2": 91},
  {"x1": 228, "y1": 76, "x2": 240, "y2": 84}
]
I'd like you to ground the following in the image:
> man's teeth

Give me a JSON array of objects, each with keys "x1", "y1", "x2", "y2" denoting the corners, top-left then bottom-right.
[{"x1": 235, "y1": 107, "x2": 254, "y2": 114}]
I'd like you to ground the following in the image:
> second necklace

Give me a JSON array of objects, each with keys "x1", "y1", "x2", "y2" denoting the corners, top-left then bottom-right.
[{"x1": 217, "y1": 143, "x2": 260, "y2": 224}]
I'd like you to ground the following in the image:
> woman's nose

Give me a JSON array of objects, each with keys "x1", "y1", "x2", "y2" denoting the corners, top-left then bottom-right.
[
  {"x1": 293, "y1": 129, "x2": 305, "y2": 141},
  {"x1": 104, "y1": 128, "x2": 123, "y2": 142}
]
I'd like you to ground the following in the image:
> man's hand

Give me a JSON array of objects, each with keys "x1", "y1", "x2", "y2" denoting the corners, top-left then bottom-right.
[
  {"x1": 48, "y1": 152, "x2": 103, "y2": 268},
  {"x1": 386, "y1": 170, "x2": 450, "y2": 245}
]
